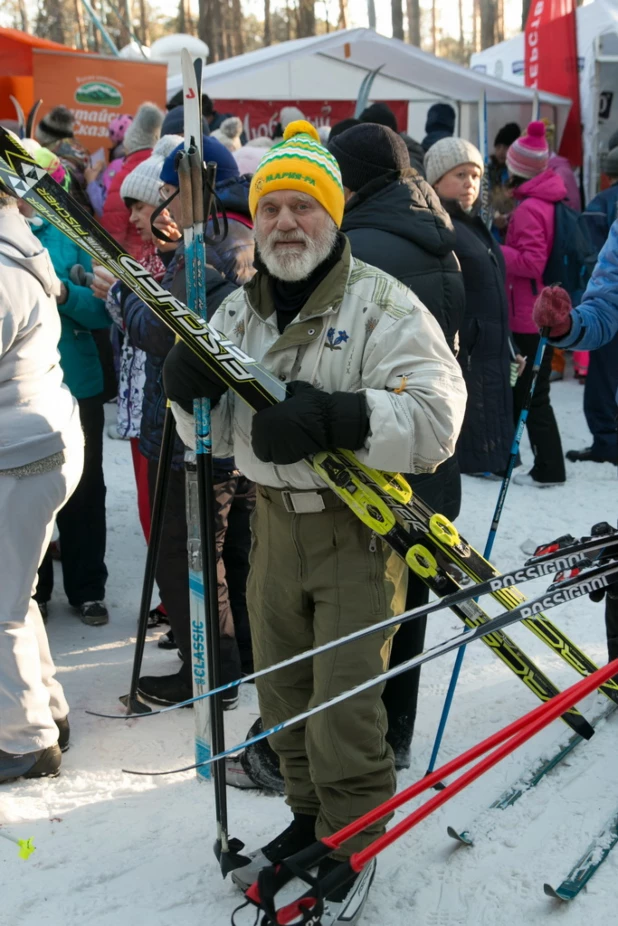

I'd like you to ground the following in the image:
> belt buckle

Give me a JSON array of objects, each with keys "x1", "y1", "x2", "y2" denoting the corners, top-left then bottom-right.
[{"x1": 281, "y1": 491, "x2": 326, "y2": 513}]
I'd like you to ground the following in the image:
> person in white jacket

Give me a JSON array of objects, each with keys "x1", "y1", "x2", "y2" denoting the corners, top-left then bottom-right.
[
  {"x1": 163, "y1": 121, "x2": 466, "y2": 923},
  {"x1": 0, "y1": 187, "x2": 83, "y2": 784}
]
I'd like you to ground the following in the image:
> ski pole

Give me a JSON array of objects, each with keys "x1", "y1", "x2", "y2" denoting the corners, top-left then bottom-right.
[
  {"x1": 120, "y1": 559, "x2": 618, "y2": 777},
  {"x1": 194, "y1": 156, "x2": 246, "y2": 875},
  {"x1": 250, "y1": 657, "x2": 618, "y2": 926},
  {"x1": 426, "y1": 329, "x2": 550, "y2": 779},
  {"x1": 119, "y1": 404, "x2": 175, "y2": 714},
  {"x1": 180, "y1": 48, "x2": 249, "y2": 878},
  {"x1": 90, "y1": 535, "x2": 618, "y2": 722}
]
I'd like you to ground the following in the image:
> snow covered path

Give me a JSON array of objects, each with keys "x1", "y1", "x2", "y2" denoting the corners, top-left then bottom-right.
[{"x1": 2, "y1": 378, "x2": 617, "y2": 926}]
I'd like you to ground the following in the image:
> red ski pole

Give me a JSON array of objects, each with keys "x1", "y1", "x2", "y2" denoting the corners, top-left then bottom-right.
[{"x1": 259, "y1": 658, "x2": 618, "y2": 926}]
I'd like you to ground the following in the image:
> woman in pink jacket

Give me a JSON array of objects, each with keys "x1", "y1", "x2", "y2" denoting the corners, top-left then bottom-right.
[{"x1": 502, "y1": 121, "x2": 567, "y2": 487}]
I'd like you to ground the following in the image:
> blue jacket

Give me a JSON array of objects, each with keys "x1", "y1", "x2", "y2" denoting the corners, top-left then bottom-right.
[
  {"x1": 552, "y1": 221, "x2": 618, "y2": 404},
  {"x1": 122, "y1": 252, "x2": 186, "y2": 468},
  {"x1": 30, "y1": 218, "x2": 110, "y2": 399},
  {"x1": 122, "y1": 246, "x2": 236, "y2": 468},
  {"x1": 581, "y1": 183, "x2": 618, "y2": 253}
]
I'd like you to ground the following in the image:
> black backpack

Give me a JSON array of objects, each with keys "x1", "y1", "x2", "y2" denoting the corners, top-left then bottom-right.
[{"x1": 543, "y1": 201, "x2": 598, "y2": 306}]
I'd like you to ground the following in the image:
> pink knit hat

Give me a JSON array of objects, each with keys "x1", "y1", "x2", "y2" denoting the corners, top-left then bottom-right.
[{"x1": 506, "y1": 120, "x2": 549, "y2": 180}]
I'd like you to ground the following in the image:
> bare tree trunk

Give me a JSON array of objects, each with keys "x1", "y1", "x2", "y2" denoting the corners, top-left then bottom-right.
[
  {"x1": 521, "y1": 0, "x2": 532, "y2": 30},
  {"x1": 496, "y1": 0, "x2": 504, "y2": 42},
  {"x1": 367, "y1": 0, "x2": 376, "y2": 29},
  {"x1": 18, "y1": 0, "x2": 29, "y2": 31},
  {"x1": 138, "y1": 0, "x2": 149, "y2": 43},
  {"x1": 185, "y1": 0, "x2": 194, "y2": 35},
  {"x1": 472, "y1": 0, "x2": 479, "y2": 52},
  {"x1": 178, "y1": 0, "x2": 185, "y2": 32},
  {"x1": 431, "y1": 0, "x2": 437, "y2": 54},
  {"x1": 480, "y1": 0, "x2": 496, "y2": 49},
  {"x1": 458, "y1": 0, "x2": 464, "y2": 57},
  {"x1": 297, "y1": 0, "x2": 315, "y2": 37},
  {"x1": 391, "y1": 0, "x2": 404, "y2": 40},
  {"x1": 232, "y1": 0, "x2": 244, "y2": 53},
  {"x1": 117, "y1": 0, "x2": 131, "y2": 45},
  {"x1": 285, "y1": 0, "x2": 292, "y2": 39},
  {"x1": 407, "y1": 0, "x2": 420, "y2": 45},
  {"x1": 338, "y1": 0, "x2": 348, "y2": 28},
  {"x1": 73, "y1": 0, "x2": 86, "y2": 47},
  {"x1": 199, "y1": 0, "x2": 216, "y2": 58},
  {"x1": 263, "y1": 0, "x2": 271, "y2": 45}
]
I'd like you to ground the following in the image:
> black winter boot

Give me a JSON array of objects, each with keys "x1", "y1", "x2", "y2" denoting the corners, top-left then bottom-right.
[
  {"x1": 0, "y1": 744, "x2": 62, "y2": 784},
  {"x1": 231, "y1": 812, "x2": 318, "y2": 891}
]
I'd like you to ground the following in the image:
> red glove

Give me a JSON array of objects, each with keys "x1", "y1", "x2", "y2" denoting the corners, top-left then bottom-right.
[{"x1": 532, "y1": 286, "x2": 573, "y2": 339}]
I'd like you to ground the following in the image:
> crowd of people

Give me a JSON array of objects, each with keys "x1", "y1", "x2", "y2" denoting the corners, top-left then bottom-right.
[{"x1": 1, "y1": 87, "x2": 617, "y2": 924}]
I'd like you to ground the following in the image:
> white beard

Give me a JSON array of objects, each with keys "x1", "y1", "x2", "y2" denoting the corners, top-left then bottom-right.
[{"x1": 255, "y1": 219, "x2": 338, "y2": 282}]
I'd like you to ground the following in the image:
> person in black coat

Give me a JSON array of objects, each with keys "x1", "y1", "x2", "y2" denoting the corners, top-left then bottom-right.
[
  {"x1": 425, "y1": 137, "x2": 517, "y2": 477},
  {"x1": 330, "y1": 122, "x2": 467, "y2": 766}
]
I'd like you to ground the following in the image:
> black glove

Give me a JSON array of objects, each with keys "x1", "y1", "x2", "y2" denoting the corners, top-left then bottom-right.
[
  {"x1": 251, "y1": 380, "x2": 369, "y2": 465},
  {"x1": 163, "y1": 339, "x2": 228, "y2": 414}
]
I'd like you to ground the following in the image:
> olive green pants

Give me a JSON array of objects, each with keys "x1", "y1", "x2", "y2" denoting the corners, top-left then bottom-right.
[{"x1": 248, "y1": 486, "x2": 406, "y2": 857}]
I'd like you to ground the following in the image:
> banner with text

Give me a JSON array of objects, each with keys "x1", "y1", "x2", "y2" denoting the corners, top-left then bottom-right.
[
  {"x1": 217, "y1": 99, "x2": 410, "y2": 141},
  {"x1": 524, "y1": 0, "x2": 582, "y2": 166},
  {"x1": 33, "y1": 50, "x2": 167, "y2": 155}
]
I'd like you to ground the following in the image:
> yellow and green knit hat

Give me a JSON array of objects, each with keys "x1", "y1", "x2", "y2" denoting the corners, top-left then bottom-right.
[{"x1": 249, "y1": 120, "x2": 344, "y2": 227}]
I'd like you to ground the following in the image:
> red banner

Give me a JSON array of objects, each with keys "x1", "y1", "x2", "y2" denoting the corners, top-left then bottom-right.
[
  {"x1": 524, "y1": 0, "x2": 582, "y2": 166},
  {"x1": 217, "y1": 99, "x2": 409, "y2": 142}
]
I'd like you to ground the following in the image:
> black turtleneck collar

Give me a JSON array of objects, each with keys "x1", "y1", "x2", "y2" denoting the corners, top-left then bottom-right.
[{"x1": 254, "y1": 232, "x2": 346, "y2": 333}]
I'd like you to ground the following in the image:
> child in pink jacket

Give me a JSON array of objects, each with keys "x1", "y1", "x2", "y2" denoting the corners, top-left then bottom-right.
[{"x1": 502, "y1": 121, "x2": 567, "y2": 487}]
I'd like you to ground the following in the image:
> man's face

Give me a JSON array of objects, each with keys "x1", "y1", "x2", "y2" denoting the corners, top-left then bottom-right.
[
  {"x1": 160, "y1": 182, "x2": 182, "y2": 226},
  {"x1": 254, "y1": 190, "x2": 338, "y2": 282},
  {"x1": 129, "y1": 201, "x2": 157, "y2": 241},
  {"x1": 494, "y1": 143, "x2": 508, "y2": 165}
]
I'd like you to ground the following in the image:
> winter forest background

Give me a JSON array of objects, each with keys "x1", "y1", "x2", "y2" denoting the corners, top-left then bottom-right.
[{"x1": 0, "y1": 1, "x2": 586, "y2": 68}]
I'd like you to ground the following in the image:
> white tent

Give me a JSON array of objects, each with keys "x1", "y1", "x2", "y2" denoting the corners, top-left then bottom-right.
[
  {"x1": 471, "y1": 0, "x2": 618, "y2": 200},
  {"x1": 167, "y1": 28, "x2": 571, "y2": 148}
]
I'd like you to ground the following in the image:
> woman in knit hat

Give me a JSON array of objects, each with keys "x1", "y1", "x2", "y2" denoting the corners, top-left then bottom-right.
[
  {"x1": 101, "y1": 136, "x2": 182, "y2": 546},
  {"x1": 101, "y1": 102, "x2": 164, "y2": 256},
  {"x1": 502, "y1": 120, "x2": 568, "y2": 487},
  {"x1": 426, "y1": 136, "x2": 517, "y2": 479}
]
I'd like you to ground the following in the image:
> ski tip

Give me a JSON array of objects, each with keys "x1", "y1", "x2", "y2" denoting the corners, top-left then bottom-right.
[
  {"x1": 543, "y1": 883, "x2": 569, "y2": 901},
  {"x1": 447, "y1": 826, "x2": 474, "y2": 846}
]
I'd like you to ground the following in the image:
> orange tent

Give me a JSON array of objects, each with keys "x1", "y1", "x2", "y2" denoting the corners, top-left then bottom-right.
[{"x1": 0, "y1": 28, "x2": 84, "y2": 121}]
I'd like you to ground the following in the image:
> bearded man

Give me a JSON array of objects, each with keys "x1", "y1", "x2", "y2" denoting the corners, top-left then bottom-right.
[{"x1": 163, "y1": 121, "x2": 467, "y2": 924}]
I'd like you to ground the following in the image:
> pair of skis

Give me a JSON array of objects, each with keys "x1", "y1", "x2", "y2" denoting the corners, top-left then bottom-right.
[
  {"x1": 98, "y1": 538, "x2": 618, "y2": 777},
  {"x1": 178, "y1": 51, "x2": 249, "y2": 876},
  {"x1": 0, "y1": 117, "x2": 615, "y2": 730},
  {"x1": 242, "y1": 659, "x2": 618, "y2": 926},
  {"x1": 9, "y1": 97, "x2": 42, "y2": 140}
]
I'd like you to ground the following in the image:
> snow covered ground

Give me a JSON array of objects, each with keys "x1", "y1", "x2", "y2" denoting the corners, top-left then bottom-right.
[{"x1": 2, "y1": 376, "x2": 617, "y2": 926}]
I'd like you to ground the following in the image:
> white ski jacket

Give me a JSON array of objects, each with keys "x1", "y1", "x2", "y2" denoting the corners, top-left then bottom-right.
[
  {"x1": 0, "y1": 206, "x2": 80, "y2": 470},
  {"x1": 173, "y1": 239, "x2": 467, "y2": 490}
]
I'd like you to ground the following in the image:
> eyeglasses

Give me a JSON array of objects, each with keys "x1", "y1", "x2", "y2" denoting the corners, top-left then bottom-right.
[{"x1": 159, "y1": 183, "x2": 177, "y2": 201}]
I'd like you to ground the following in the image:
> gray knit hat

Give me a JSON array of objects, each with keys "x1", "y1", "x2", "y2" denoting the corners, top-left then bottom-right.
[
  {"x1": 120, "y1": 134, "x2": 182, "y2": 207},
  {"x1": 124, "y1": 102, "x2": 164, "y2": 155},
  {"x1": 604, "y1": 146, "x2": 618, "y2": 178},
  {"x1": 424, "y1": 137, "x2": 484, "y2": 187}
]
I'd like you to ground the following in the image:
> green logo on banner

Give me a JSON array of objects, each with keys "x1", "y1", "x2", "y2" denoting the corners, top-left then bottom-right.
[{"x1": 75, "y1": 82, "x2": 123, "y2": 107}]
